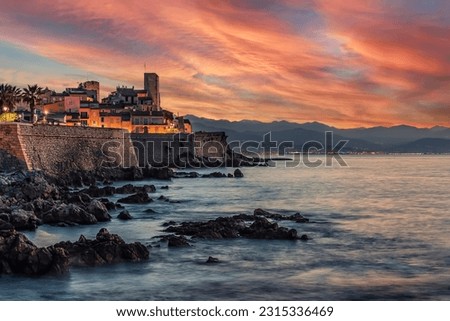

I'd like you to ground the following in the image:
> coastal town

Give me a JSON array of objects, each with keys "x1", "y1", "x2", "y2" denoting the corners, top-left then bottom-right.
[{"x1": 0, "y1": 73, "x2": 192, "y2": 134}]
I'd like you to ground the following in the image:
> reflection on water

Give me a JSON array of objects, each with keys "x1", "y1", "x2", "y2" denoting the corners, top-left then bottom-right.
[{"x1": 1, "y1": 156, "x2": 449, "y2": 300}]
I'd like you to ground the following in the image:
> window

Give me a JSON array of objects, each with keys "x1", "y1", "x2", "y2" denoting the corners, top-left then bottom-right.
[{"x1": 101, "y1": 117, "x2": 104, "y2": 123}]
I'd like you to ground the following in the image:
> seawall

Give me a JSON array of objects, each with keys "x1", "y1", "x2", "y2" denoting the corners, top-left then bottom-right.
[
  {"x1": 0, "y1": 123, "x2": 137, "y2": 175},
  {"x1": 131, "y1": 131, "x2": 228, "y2": 167}
]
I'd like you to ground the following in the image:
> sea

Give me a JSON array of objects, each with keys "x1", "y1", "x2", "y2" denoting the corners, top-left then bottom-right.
[{"x1": 1, "y1": 155, "x2": 449, "y2": 300}]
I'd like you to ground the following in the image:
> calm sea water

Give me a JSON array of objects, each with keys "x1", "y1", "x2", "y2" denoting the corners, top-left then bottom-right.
[{"x1": 1, "y1": 156, "x2": 449, "y2": 300}]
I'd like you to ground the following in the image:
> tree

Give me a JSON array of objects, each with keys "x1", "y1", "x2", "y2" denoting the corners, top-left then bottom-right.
[
  {"x1": 0, "y1": 84, "x2": 23, "y2": 112},
  {"x1": 22, "y1": 84, "x2": 43, "y2": 123}
]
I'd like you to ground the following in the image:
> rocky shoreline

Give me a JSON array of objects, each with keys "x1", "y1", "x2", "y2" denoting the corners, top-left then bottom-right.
[{"x1": 0, "y1": 167, "x2": 309, "y2": 276}]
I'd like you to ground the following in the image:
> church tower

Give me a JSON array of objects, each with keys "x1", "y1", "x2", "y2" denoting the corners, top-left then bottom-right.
[{"x1": 144, "y1": 73, "x2": 160, "y2": 110}]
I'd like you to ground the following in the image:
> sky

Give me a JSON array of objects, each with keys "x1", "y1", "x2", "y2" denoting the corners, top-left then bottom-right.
[{"x1": 0, "y1": 0, "x2": 449, "y2": 128}]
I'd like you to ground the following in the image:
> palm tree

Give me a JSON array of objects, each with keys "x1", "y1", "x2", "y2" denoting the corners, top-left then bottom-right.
[
  {"x1": 0, "y1": 84, "x2": 23, "y2": 112},
  {"x1": 22, "y1": 84, "x2": 43, "y2": 123},
  {"x1": 0, "y1": 83, "x2": 10, "y2": 112}
]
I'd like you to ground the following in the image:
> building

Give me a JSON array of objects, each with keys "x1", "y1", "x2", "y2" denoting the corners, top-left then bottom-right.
[
  {"x1": 39, "y1": 72, "x2": 192, "y2": 134},
  {"x1": 144, "y1": 73, "x2": 160, "y2": 109}
]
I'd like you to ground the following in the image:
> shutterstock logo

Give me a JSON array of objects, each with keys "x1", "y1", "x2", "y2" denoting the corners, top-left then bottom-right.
[{"x1": 101, "y1": 131, "x2": 349, "y2": 168}]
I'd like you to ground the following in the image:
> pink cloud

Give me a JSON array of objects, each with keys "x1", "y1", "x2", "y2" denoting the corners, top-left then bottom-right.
[{"x1": 0, "y1": 0, "x2": 448, "y2": 128}]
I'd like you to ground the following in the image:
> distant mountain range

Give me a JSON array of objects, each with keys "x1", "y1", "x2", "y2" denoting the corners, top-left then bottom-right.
[{"x1": 186, "y1": 115, "x2": 450, "y2": 153}]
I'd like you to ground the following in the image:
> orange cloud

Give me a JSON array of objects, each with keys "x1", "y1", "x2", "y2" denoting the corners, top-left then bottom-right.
[{"x1": 0, "y1": 0, "x2": 448, "y2": 128}]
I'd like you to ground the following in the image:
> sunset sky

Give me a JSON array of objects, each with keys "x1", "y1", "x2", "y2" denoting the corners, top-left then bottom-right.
[{"x1": 0, "y1": 0, "x2": 449, "y2": 128}]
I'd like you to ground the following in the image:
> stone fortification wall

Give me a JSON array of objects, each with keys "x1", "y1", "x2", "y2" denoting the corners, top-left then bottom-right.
[
  {"x1": 131, "y1": 133, "x2": 195, "y2": 167},
  {"x1": 130, "y1": 131, "x2": 229, "y2": 167},
  {"x1": 0, "y1": 123, "x2": 137, "y2": 175},
  {"x1": 193, "y1": 131, "x2": 229, "y2": 158}
]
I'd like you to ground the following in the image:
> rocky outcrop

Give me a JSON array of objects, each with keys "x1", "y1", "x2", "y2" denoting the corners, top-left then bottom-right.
[
  {"x1": 254, "y1": 208, "x2": 309, "y2": 223},
  {"x1": 166, "y1": 235, "x2": 191, "y2": 247},
  {"x1": 206, "y1": 256, "x2": 220, "y2": 263},
  {"x1": 117, "y1": 210, "x2": 133, "y2": 220},
  {"x1": 0, "y1": 209, "x2": 41, "y2": 231},
  {"x1": 87, "y1": 199, "x2": 111, "y2": 222},
  {"x1": 143, "y1": 167, "x2": 174, "y2": 180},
  {"x1": 164, "y1": 210, "x2": 309, "y2": 241},
  {"x1": 0, "y1": 229, "x2": 69, "y2": 275},
  {"x1": 240, "y1": 216, "x2": 298, "y2": 240},
  {"x1": 233, "y1": 169, "x2": 244, "y2": 178},
  {"x1": 79, "y1": 185, "x2": 116, "y2": 198},
  {"x1": 118, "y1": 192, "x2": 152, "y2": 204},
  {"x1": 54, "y1": 228, "x2": 149, "y2": 267},
  {"x1": 116, "y1": 184, "x2": 156, "y2": 194},
  {"x1": 42, "y1": 203, "x2": 97, "y2": 225}
]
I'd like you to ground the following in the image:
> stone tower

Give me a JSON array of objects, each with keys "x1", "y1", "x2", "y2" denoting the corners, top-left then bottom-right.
[
  {"x1": 82, "y1": 80, "x2": 100, "y2": 102},
  {"x1": 144, "y1": 73, "x2": 160, "y2": 109}
]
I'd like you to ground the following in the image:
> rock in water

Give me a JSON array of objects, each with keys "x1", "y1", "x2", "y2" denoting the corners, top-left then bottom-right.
[
  {"x1": 167, "y1": 235, "x2": 191, "y2": 247},
  {"x1": 234, "y1": 169, "x2": 244, "y2": 178},
  {"x1": 42, "y1": 203, "x2": 97, "y2": 225},
  {"x1": 0, "y1": 229, "x2": 69, "y2": 275},
  {"x1": 54, "y1": 228, "x2": 149, "y2": 266},
  {"x1": 117, "y1": 210, "x2": 133, "y2": 220},
  {"x1": 87, "y1": 199, "x2": 111, "y2": 222},
  {"x1": 118, "y1": 192, "x2": 152, "y2": 204},
  {"x1": 206, "y1": 256, "x2": 220, "y2": 263},
  {"x1": 8, "y1": 209, "x2": 40, "y2": 231}
]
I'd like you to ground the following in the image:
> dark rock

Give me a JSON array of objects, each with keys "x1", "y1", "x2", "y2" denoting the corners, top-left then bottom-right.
[
  {"x1": 99, "y1": 198, "x2": 117, "y2": 211},
  {"x1": 162, "y1": 220, "x2": 177, "y2": 227},
  {"x1": 80, "y1": 185, "x2": 116, "y2": 198},
  {"x1": 87, "y1": 199, "x2": 111, "y2": 222},
  {"x1": 9, "y1": 209, "x2": 40, "y2": 231},
  {"x1": 300, "y1": 234, "x2": 309, "y2": 241},
  {"x1": 0, "y1": 229, "x2": 69, "y2": 275},
  {"x1": 116, "y1": 184, "x2": 136, "y2": 194},
  {"x1": 143, "y1": 167, "x2": 173, "y2": 180},
  {"x1": 122, "y1": 166, "x2": 144, "y2": 181},
  {"x1": 234, "y1": 169, "x2": 244, "y2": 178},
  {"x1": 240, "y1": 217, "x2": 298, "y2": 240},
  {"x1": 254, "y1": 208, "x2": 309, "y2": 223},
  {"x1": 232, "y1": 213, "x2": 255, "y2": 221},
  {"x1": 33, "y1": 198, "x2": 55, "y2": 217},
  {"x1": 117, "y1": 210, "x2": 133, "y2": 220},
  {"x1": 158, "y1": 195, "x2": 167, "y2": 201},
  {"x1": 206, "y1": 256, "x2": 220, "y2": 263},
  {"x1": 115, "y1": 203, "x2": 124, "y2": 209},
  {"x1": 67, "y1": 193, "x2": 92, "y2": 205},
  {"x1": 0, "y1": 219, "x2": 14, "y2": 231},
  {"x1": 290, "y1": 212, "x2": 309, "y2": 223},
  {"x1": 21, "y1": 202, "x2": 35, "y2": 212},
  {"x1": 142, "y1": 185, "x2": 156, "y2": 193},
  {"x1": 144, "y1": 208, "x2": 156, "y2": 213},
  {"x1": 117, "y1": 184, "x2": 156, "y2": 194},
  {"x1": 42, "y1": 203, "x2": 97, "y2": 225},
  {"x1": 166, "y1": 215, "x2": 301, "y2": 240},
  {"x1": 173, "y1": 171, "x2": 199, "y2": 178},
  {"x1": 165, "y1": 216, "x2": 245, "y2": 239},
  {"x1": 227, "y1": 173, "x2": 233, "y2": 178},
  {"x1": 167, "y1": 235, "x2": 191, "y2": 247},
  {"x1": 161, "y1": 185, "x2": 169, "y2": 189},
  {"x1": 118, "y1": 192, "x2": 152, "y2": 204},
  {"x1": 54, "y1": 228, "x2": 149, "y2": 267},
  {"x1": 21, "y1": 174, "x2": 59, "y2": 201},
  {"x1": 202, "y1": 172, "x2": 227, "y2": 178},
  {"x1": 254, "y1": 208, "x2": 272, "y2": 216}
]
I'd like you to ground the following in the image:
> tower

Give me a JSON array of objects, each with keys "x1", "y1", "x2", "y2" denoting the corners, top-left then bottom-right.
[
  {"x1": 144, "y1": 73, "x2": 160, "y2": 110},
  {"x1": 82, "y1": 80, "x2": 100, "y2": 102}
]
